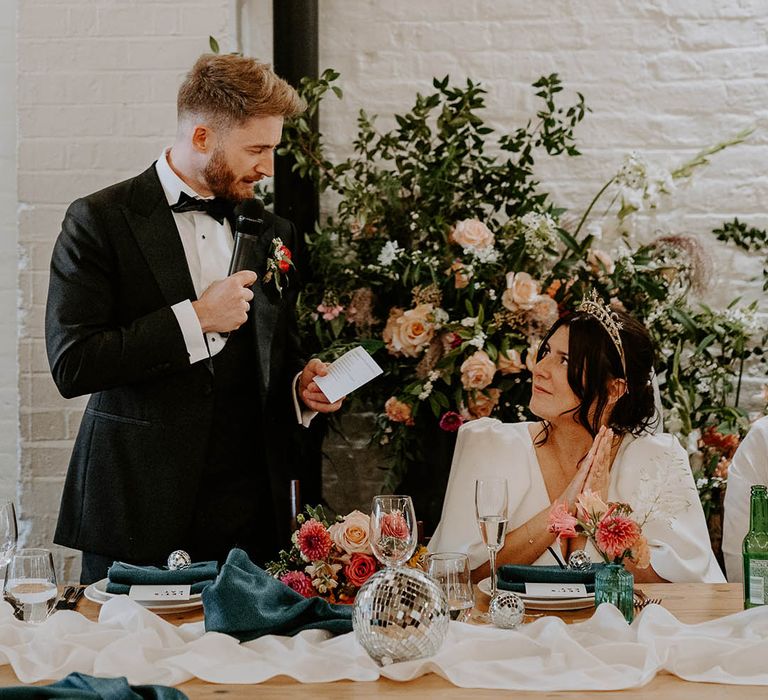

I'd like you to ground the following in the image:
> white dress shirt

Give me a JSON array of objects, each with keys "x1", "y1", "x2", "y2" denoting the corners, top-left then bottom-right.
[{"x1": 155, "y1": 149, "x2": 314, "y2": 425}]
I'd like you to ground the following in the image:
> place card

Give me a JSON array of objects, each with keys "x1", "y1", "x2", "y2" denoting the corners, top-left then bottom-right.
[
  {"x1": 524, "y1": 583, "x2": 589, "y2": 598},
  {"x1": 128, "y1": 585, "x2": 192, "y2": 602},
  {"x1": 313, "y1": 346, "x2": 383, "y2": 403}
]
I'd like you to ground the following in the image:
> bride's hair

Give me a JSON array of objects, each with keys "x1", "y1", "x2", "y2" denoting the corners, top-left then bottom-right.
[{"x1": 535, "y1": 310, "x2": 659, "y2": 438}]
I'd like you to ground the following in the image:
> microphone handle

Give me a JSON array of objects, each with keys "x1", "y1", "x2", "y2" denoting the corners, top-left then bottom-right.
[{"x1": 228, "y1": 231, "x2": 262, "y2": 276}]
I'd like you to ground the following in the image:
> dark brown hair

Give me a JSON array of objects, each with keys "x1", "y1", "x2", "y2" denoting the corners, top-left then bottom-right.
[
  {"x1": 177, "y1": 53, "x2": 306, "y2": 128},
  {"x1": 535, "y1": 310, "x2": 659, "y2": 439}
]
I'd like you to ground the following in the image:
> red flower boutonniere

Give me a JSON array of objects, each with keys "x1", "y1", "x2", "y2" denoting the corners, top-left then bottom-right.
[{"x1": 263, "y1": 237, "x2": 294, "y2": 295}]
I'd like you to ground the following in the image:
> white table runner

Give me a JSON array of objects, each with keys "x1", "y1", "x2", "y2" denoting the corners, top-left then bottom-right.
[{"x1": 1, "y1": 598, "x2": 767, "y2": 690}]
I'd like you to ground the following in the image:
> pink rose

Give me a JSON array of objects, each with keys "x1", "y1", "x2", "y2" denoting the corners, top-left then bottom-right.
[
  {"x1": 384, "y1": 396, "x2": 414, "y2": 426},
  {"x1": 501, "y1": 272, "x2": 540, "y2": 311},
  {"x1": 497, "y1": 348, "x2": 525, "y2": 375},
  {"x1": 383, "y1": 304, "x2": 435, "y2": 357},
  {"x1": 439, "y1": 411, "x2": 465, "y2": 432},
  {"x1": 460, "y1": 350, "x2": 496, "y2": 390},
  {"x1": 328, "y1": 510, "x2": 372, "y2": 555},
  {"x1": 381, "y1": 511, "x2": 410, "y2": 539},
  {"x1": 467, "y1": 388, "x2": 501, "y2": 418},
  {"x1": 547, "y1": 502, "x2": 579, "y2": 539},
  {"x1": 450, "y1": 218, "x2": 494, "y2": 250},
  {"x1": 595, "y1": 514, "x2": 641, "y2": 561},
  {"x1": 344, "y1": 553, "x2": 378, "y2": 587}
]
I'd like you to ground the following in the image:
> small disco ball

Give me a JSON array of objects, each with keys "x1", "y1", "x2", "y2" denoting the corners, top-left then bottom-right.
[
  {"x1": 567, "y1": 549, "x2": 592, "y2": 572},
  {"x1": 353, "y1": 566, "x2": 449, "y2": 666},
  {"x1": 167, "y1": 550, "x2": 192, "y2": 570},
  {"x1": 489, "y1": 591, "x2": 525, "y2": 629}
]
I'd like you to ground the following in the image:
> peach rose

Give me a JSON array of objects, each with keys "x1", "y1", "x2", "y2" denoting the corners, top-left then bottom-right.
[
  {"x1": 576, "y1": 489, "x2": 609, "y2": 520},
  {"x1": 587, "y1": 248, "x2": 615, "y2": 275},
  {"x1": 450, "y1": 218, "x2": 494, "y2": 250},
  {"x1": 460, "y1": 350, "x2": 496, "y2": 390},
  {"x1": 384, "y1": 396, "x2": 414, "y2": 426},
  {"x1": 383, "y1": 304, "x2": 435, "y2": 357},
  {"x1": 629, "y1": 534, "x2": 650, "y2": 569},
  {"x1": 501, "y1": 272, "x2": 540, "y2": 311},
  {"x1": 467, "y1": 388, "x2": 501, "y2": 418},
  {"x1": 328, "y1": 510, "x2": 372, "y2": 555},
  {"x1": 497, "y1": 348, "x2": 525, "y2": 375},
  {"x1": 529, "y1": 294, "x2": 558, "y2": 328}
]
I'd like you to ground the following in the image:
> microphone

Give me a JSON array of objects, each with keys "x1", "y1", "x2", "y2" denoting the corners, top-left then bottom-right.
[{"x1": 228, "y1": 198, "x2": 266, "y2": 276}]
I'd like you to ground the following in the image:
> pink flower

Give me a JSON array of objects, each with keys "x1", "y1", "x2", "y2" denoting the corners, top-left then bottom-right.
[
  {"x1": 439, "y1": 411, "x2": 464, "y2": 432},
  {"x1": 381, "y1": 511, "x2": 410, "y2": 539},
  {"x1": 296, "y1": 518, "x2": 332, "y2": 561},
  {"x1": 595, "y1": 514, "x2": 641, "y2": 561},
  {"x1": 316, "y1": 303, "x2": 344, "y2": 321},
  {"x1": 280, "y1": 570, "x2": 315, "y2": 597},
  {"x1": 344, "y1": 553, "x2": 378, "y2": 587},
  {"x1": 547, "y1": 502, "x2": 579, "y2": 539},
  {"x1": 629, "y1": 534, "x2": 650, "y2": 569}
]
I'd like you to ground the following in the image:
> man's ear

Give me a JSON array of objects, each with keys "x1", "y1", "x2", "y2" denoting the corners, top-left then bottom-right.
[{"x1": 191, "y1": 124, "x2": 213, "y2": 153}]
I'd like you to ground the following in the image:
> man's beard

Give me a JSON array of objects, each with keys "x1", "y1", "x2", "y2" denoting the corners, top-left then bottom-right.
[{"x1": 202, "y1": 146, "x2": 252, "y2": 202}]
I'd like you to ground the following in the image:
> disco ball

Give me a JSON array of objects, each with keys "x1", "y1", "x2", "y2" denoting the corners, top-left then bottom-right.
[
  {"x1": 167, "y1": 550, "x2": 192, "y2": 570},
  {"x1": 489, "y1": 591, "x2": 525, "y2": 629},
  {"x1": 567, "y1": 549, "x2": 592, "y2": 572},
  {"x1": 353, "y1": 566, "x2": 449, "y2": 666}
]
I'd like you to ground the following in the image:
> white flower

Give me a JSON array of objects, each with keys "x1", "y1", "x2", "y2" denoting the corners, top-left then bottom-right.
[
  {"x1": 467, "y1": 245, "x2": 499, "y2": 264},
  {"x1": 460, "y1": 316, "x2": 477, "y2": 327},
  {"x1": 468, "y1": 331, "x2": 486, "y2": 349},
  {"x1": 487, "y1": 289, "x2": 497, "y2": 301},
  {"x1": 432, "y1": 308, "x2": 449, "y2": 326},
  {"x1": 428, "y1": 370, "x2": 441, "y2": 382},
  {"x1": 586, "y1": 222, "x2": 603, "y2": 240},
  {"x1": 377, "y1": 240, "x2": 401, "y2": 267}
]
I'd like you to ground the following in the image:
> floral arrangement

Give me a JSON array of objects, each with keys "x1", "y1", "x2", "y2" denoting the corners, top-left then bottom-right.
[
  {"x1": 548, "y1": 491, "x2": 650, "y2": 568},
  {"x1": 265, "y1": 505, "x2": 429, "y2": 602},
  {"x1": 270, "y1": 70, "x2": 767, "y2": 537}
]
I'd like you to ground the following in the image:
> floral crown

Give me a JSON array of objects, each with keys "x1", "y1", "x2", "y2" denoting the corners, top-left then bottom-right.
[{"x1": 577, "y1": 290, "x2": 628, "y2": 386}]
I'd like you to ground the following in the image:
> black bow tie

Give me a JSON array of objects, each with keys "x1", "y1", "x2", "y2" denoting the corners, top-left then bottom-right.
[{"x1": 170, "y1": 191, "x2": 233, "y2": 225}]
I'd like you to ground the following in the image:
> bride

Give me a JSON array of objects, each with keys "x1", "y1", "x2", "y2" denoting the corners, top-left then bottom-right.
[{"x1": 429, "y1": 295, "x2": 725, "y2": 584}]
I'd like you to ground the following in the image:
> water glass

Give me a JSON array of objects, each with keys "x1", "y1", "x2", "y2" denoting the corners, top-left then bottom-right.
[
  {"x1": 3, "y1": 549, "x2": 58, "y2": 623},
  {"x1": 0, "y1": 500, "x2": 18, "y2": 570},
  {"x1": 370, "y1": 495, "x2": 417, "y2": 567},
  {"x1": 428, "y1": 552, "x2": 474, "y2": 622}
]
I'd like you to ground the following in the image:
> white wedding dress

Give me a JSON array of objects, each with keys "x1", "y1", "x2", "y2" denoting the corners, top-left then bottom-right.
[{"x1": 429, "y1": 418, "x2": 725, "y2": 582}]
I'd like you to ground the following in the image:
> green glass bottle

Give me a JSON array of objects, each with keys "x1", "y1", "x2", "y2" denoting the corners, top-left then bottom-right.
[{"x1": 743, "y1": 484, "x2": 768, "y2": 609}]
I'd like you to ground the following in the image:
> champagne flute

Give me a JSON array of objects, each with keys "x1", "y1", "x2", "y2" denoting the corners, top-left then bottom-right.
[
  {"x1": 428, "y1": 552, "x2": 474, "y2": 622},
  {"x1": 3, "y1": 548, "x2": 58, "y2": 623},
  {"x1": 0, "y1": 501, "x2": 18, "y2": 574},
  {"x1": 475, "y1": 479, "x2": 509, "y2": 601},
  {"x1": 370, "y1": 495, "x2": 417, "y2": 567}
]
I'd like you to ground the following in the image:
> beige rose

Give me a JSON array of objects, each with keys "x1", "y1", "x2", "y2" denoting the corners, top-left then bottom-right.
[
  {"x1": 450, "y1": 219, "x2": 494, "y2": 250},
  {"x1": 467, "y1": 388, "x2": 501, "y2": 418},
  {"x1": 587, "y1": 248, "x2": 615, "y2": 275},
  {"x1": 328, "y1": 510, "x2": 372, "y2": 555},
  {"x1": 460, "y1": 350, "x2": 496, "y2": 390},
  {"x1": 529, "y1": 294, "x2": 559, "y2": 329},
  {"x1": 383, "y1": 304, "x2": 435, "y2": 357},
  {"x1": 384, "y1": 396, "x2": 414, "y2": 426},
  {"x1": 501, "y1": 272, "x2": 540, "y2": 311},
  {"x1": 497, "y1": 348, "x2": 526, "y2": 375}
]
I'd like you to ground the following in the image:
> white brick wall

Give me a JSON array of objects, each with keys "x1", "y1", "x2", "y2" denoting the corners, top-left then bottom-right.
[
  {"x1": 9, "y1": 0, "x2": 768, "y2": 582},
  {"x1": 17, "y1": 0, "x2": 232, "y2": 582}
]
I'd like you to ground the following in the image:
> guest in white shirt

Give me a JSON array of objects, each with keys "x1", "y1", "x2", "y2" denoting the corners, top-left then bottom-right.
[
  {"x1": 722, "y1": 416, "x2": 768, "y2": 582},
  {"x1": 430, "y1": 298, "x2": 725, "y2": 584}
]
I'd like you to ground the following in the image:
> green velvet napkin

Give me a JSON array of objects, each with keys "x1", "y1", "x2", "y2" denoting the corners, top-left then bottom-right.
[
  {"x1": 203, "y1": 548, "x2": 353, "y2": 642},
  {"x1": 0, "y1": 672, "x2": 187, "y2": 699},
  {"x1": 106, "y1": 560, "x2": 218, "y2": 595},
  {"x1": 496, "y1": 563, "x2": 606, "y2": 593}
]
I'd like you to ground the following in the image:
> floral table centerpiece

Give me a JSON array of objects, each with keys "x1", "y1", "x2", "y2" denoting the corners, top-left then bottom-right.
[{"x1": 266, "y1": 505, "x2": 428, "y2": 603}]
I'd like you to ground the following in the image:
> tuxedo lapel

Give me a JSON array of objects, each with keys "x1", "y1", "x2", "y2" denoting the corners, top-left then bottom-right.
[
  {"x1": 123, "y1": 166, "x2": 197, "y2": 306},
  {"x1": 250, "y1": 224, "x2": 278, "y2": 395}
]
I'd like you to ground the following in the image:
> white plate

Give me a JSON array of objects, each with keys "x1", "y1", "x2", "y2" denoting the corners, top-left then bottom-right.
[
  {"x1": 478, "y1": 577, "x2": 595, "y2": 611},
  {"x1": 84, "y1": 578, "x2": 204, "y2": 614}
]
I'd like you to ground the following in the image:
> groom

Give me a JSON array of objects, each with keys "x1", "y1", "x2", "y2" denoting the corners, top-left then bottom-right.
[{"x1": 45, "y1": 53, "x2": 343, "y2": 584}]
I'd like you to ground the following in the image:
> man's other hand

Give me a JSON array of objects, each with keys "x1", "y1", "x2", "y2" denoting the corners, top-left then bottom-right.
[
  {"x1": 192, "y1": 270, "x2": 257, "y2": 333},
  {"x1": 299, "y1": 358, "x2": 344, "y2": 413}
]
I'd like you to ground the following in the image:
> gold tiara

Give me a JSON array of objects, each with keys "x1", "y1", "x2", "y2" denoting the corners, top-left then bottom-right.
[{"x1": 577, "y1": 290, "x2": 628, "y2": 383}]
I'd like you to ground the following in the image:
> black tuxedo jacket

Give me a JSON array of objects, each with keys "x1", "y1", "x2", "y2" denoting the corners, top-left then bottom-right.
[{"x1": 45, "y1": 165, "x2": 306, "y2": 562}]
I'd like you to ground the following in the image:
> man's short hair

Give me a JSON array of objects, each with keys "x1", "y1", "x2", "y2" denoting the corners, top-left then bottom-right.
[{"x1": 177, "y1": 53, "x2": 306, "y2": 128}]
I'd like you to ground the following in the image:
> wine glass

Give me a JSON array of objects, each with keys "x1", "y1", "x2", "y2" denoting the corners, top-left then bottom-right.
[
  {"x1": 370, "y1": 495, "x2": 417, "y2": 567},
  {"x1": 428, "y1": 552, "x2": 474, "y2": 622},
  {"x1": 475, "y1": 479, "x2": 509, "y2": 601},
  {"x1": 3, "y1": 548, "x2": 58, "y2": 623},
  {"x1": 0, "y1": 500, "x2": 18, "y2": 573}
]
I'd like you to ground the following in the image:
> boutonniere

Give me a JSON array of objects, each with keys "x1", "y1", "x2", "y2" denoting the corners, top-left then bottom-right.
[{"x1": 263, "y1": 237, "x2": 294, "y2": 295}]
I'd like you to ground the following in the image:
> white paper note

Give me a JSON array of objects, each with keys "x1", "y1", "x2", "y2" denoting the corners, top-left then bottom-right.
[
  {"x1": 313, "y1": 346, "x2": 383, "y2": 403},
  {"x1": 128, "y1": 585, "x2": 192, "y2": 601},
  {"x1": 524, "y1": 583, "x2": 589, "y2": 598}
]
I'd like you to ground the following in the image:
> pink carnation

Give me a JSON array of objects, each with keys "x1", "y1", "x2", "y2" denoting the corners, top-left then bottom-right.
[
  {"x1": 595, "y1": 514, "x2": 641, "y2": 561},
  {"x1": 547, "y1": 502, "x2": 579, "y2": 539},
  {"x1": 296, "y1": 518, "x2": 332, "y2": 561},
  {"x1": 381, "y1": 511, "x2": 410, "y2": 539},
  {"x1": 439, "y1": 411, "x2": 464, "y2": 432},
  {"x1": 280, "y1": 570, "x2": 315, "y2": 598}
]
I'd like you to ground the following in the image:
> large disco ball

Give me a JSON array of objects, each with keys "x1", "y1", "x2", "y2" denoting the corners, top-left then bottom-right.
[{"x1": 353, "y1": 566, "x2": 449, "y2": 666}]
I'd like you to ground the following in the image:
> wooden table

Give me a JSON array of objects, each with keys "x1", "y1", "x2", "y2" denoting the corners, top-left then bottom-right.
[{"x1": 0, "y1": 583, "x2": 763, "y2": 698}]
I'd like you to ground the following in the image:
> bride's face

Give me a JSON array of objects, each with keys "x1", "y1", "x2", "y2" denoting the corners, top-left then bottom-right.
[{"x1": 529, "y1": 326, "x2": 580, "y2": 422}]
